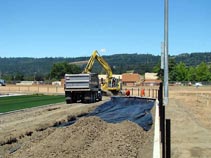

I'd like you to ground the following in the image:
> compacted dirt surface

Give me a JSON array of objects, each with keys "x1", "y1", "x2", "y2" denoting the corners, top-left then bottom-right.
[
  {"x1": 0, "y1": 96, "x2": 154, "y2": 158},
  {"x1": 166, "y1": 86, "x2": 211, "y2": 158}
]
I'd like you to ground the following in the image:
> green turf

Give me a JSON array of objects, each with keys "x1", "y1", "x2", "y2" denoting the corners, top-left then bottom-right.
[{"x1": 0, "y1": 94, "x2": 65, "y2": 113}]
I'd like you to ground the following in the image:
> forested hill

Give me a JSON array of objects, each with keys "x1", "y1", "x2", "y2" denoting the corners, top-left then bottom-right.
[
  {"x1": 0, "y1": 52, "x2": 211, "y2": 77},
  {"x1": 173, "y1": 52, "x2": 211, "y2": 66}
]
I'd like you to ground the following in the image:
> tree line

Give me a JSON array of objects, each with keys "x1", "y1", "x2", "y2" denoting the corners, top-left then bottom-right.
[
  {"x1": 0, "y1": 52, "x2": 211, "y2": 82},
  {"x1": 153, "y1": 58, "x2": 211, "y2": 82},
  {"x1": 169, "y1": 61, "x2": 211, "y2": 82}
]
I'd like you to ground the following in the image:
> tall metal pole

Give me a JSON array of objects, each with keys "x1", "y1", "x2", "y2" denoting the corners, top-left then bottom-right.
[
  {"x1": 161, "y1": 42, "x2": 164, "y2": 70},
  {"x1": 164, "y1": 0, "x2": 169, "y2": 105}
]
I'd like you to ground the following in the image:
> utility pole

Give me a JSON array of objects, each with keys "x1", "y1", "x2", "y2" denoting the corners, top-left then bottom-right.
[{"x1": 164, "y1": 0, "x2": 169, "y2": 105}]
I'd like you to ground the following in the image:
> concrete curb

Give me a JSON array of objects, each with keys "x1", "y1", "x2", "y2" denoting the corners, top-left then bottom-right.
[{"x1": 153, "y1": 100, "x2": 161, "y2": 158}]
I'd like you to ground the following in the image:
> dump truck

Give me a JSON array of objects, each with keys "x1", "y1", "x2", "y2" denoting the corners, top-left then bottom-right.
[{"x1": 64, "y1": 73, "x2": 102, "y2": 104}]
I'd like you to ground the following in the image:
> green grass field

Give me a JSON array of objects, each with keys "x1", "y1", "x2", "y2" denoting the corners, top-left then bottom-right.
[{"x1": 0, "y1": 94, "x2": 65, "y2": 113}]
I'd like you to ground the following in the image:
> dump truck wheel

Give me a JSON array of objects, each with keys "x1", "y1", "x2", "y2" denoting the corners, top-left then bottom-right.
[{"x1": 66, "y1": 98, "x2": 72, "y2": 104}]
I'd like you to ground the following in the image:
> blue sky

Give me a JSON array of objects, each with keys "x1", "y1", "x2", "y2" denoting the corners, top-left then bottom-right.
[{"x1": 0, "y1": 0, "x2": 210, "y2": 58}]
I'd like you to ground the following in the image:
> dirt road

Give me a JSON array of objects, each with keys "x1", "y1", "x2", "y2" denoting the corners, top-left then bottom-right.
[{"x1": 166, "y1": 86, "x2": 211, "y2": 158}]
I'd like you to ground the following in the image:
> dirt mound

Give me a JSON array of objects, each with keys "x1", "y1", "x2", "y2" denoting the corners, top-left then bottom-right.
[{"x1": 8, "y1": 116, "x2": 153, "y2": 158}]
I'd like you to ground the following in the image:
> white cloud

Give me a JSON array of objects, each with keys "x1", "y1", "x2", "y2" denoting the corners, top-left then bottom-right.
[{"x1": 100, "y1": 48, "x2": 106, "y2": 53}]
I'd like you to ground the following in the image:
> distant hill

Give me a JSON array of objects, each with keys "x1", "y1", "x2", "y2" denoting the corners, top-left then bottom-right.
[
  {"x1": 0, "y1": 52, "x2": 211, "y2": 78},
  {"x1": 173, "y1": 52, "x2": 211, "y2": 66}
]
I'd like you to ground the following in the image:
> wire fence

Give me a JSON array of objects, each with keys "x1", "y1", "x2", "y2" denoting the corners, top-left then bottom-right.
[
  {"x1": 169, "y1": 81, "x2": 211, "y2": 86},
  {"x1": 0, "y1": 85, "x2": 64, "y2": 95},
  {"x1": 0, "y1": 85, "x2": 160, "y2": 99},
  {"x1": 122, "y1": 87, "x2": 159, "y2": 99}
]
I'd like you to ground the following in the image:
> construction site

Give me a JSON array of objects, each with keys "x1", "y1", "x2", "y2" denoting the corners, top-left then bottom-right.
[
  {"x1": 1, "y1": 48, "x2": 211, "y2": 158},
  {"x1": 0, "y1": 80, "x2": 211, "y2": 158},
  {"x1": 1, "y1": 0, "x2": 211, "y2": 157},
  {"x1": 0, "y1": 50, "x2": 159, "y2": 158},
  {"x1": 1, "y1": 37, "x2": 211, "y2": 158}
]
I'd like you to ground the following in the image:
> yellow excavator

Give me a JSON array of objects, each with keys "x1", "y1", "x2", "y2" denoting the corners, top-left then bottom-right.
[{"x1": 83, "y1": 50, "x2": 122, "y2": 95}]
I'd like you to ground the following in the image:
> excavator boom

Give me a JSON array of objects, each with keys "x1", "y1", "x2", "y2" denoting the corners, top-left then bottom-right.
[
  {"x1": 83, "y1": 50, "x2": 121, "y2": 95},
  {"x1": 83, "y1": 50, "x2": 113, "y2": 79}
]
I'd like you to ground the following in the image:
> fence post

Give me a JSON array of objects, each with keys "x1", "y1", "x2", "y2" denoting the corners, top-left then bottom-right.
[
  {"x1": 156, "y1": 89, "x2": 157, "y2": 98},
  {"x1": 152, "y1": 89, "x2": 154, "y2": 98},
  {"x1": 166, "y1": 119, "x2": 171, "y2": 158},
  {"x1": 162, "y1": 105, "x2": 166, "y2": 158},
  {"x1": 158, "y1": 82, "x2": 165, "y2": 158}
]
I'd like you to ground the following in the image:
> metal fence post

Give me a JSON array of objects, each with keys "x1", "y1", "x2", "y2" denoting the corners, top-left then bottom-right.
[
  {"x1": 166, "y1": 119, "x2": 171, "y2": 158},
  {"x1": 158, "y1": 82, "x2": 165, "y2": 158}
]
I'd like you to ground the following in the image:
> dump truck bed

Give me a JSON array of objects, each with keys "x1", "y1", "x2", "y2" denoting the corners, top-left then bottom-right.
[
  {"x1": 65, "y1": 73, "x2": 99, "y2": 91},
  {"x1": 64, "y1": 73, "x2": 102, "y2": 103}
]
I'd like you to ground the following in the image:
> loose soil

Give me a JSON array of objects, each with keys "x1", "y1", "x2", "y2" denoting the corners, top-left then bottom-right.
[{"x1": 0, "y1": 96, "x2": 154, "y2": 158}]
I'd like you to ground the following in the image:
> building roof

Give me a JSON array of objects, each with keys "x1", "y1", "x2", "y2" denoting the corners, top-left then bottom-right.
[
  {"x1": 122, "y1": 73, "x2": 140, "y2": 82},
  {"x1": 145, "y1": 73, "x2": 158, "y2": 80},
  {"x1": 143, "y1": 79, "x2": 162, "y2": 83}
]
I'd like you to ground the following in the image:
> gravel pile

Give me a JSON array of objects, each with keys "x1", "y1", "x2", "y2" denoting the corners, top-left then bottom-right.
[{"x1": 8, "y1": 116, "x2": 153, "y2": 158}]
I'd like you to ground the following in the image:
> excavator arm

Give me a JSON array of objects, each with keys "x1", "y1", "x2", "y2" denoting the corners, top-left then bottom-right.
[
  {"x1": 83, "y1": 50, "x2": 113, "y2": 80},
  {"x1": 83, "y1": 50, "x2": 122, "y2": 95},
  {"x1": 83, "y1": 51, "x2": 96, "y2": 73}
]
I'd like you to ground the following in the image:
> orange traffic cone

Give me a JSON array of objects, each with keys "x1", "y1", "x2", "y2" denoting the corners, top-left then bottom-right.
[
  {"x1": 141, "y1": 89, "x2": 145, "y2": 97},
  {"x1": 125, "y1": 90, "x2": 130, "y2": 96}
]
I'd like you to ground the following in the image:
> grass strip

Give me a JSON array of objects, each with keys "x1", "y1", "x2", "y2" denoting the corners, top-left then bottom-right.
[{"x1": 0, "y1": 94, "x2": 64, "y2": 113}]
